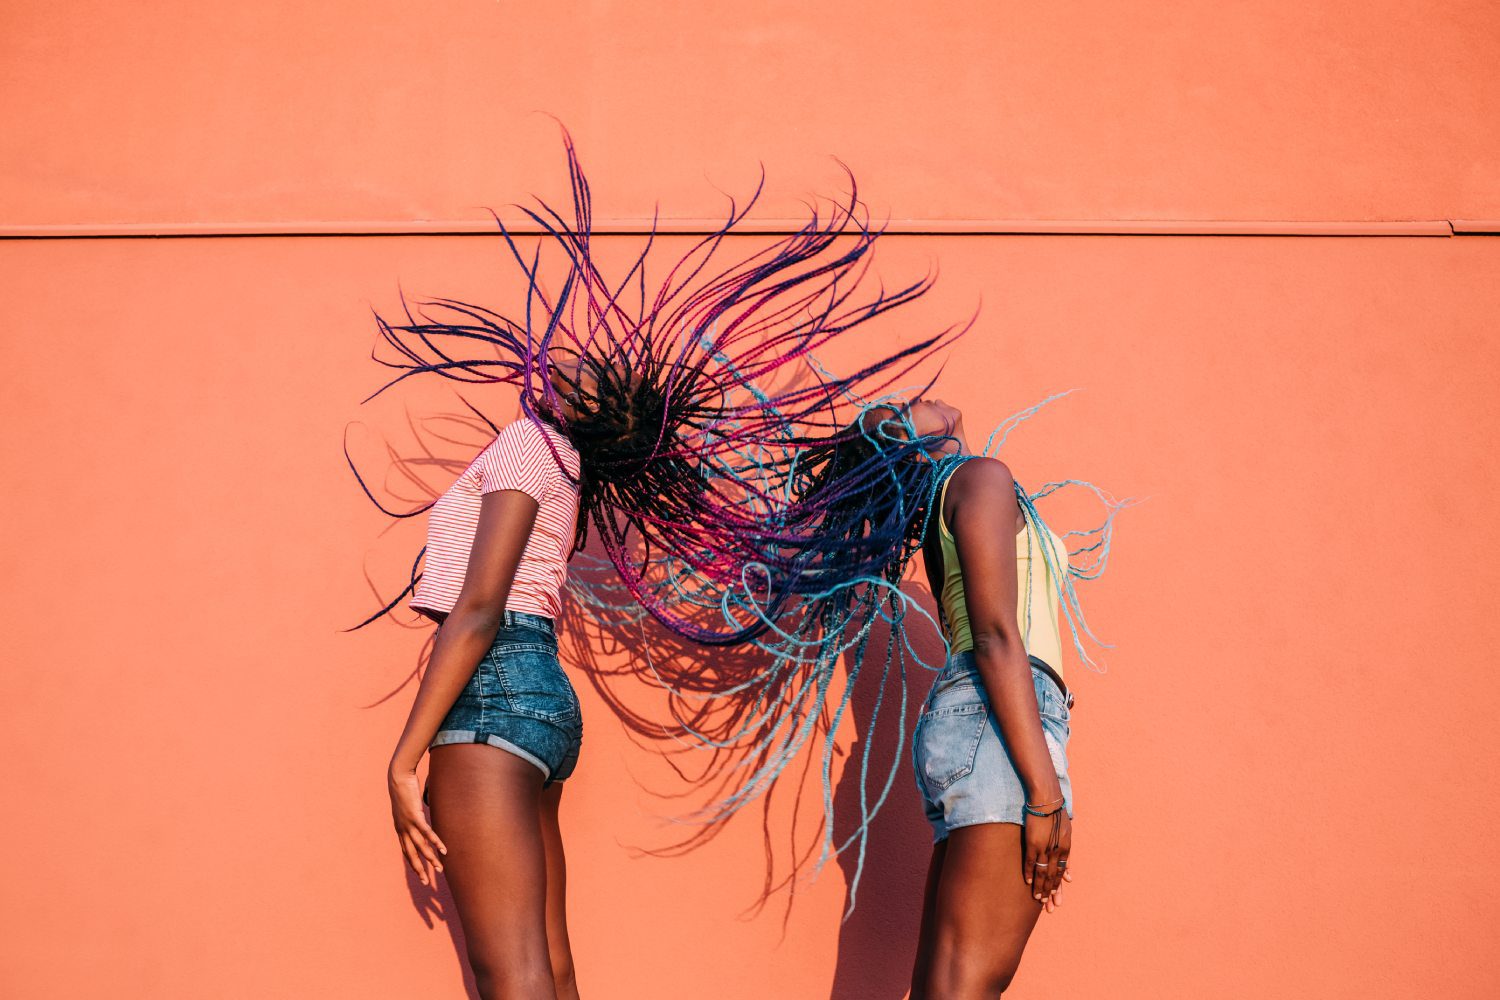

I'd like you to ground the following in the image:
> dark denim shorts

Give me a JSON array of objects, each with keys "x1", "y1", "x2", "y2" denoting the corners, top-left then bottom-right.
[{"x1": 429, "y1": 611, "x2": 583, "y2": 785}]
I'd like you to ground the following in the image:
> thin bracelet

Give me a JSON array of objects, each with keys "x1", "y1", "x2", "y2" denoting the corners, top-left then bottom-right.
[
  {"x1": 1023, "y1": 798, "x2": 1067, "y2": 857},
  {"x1": 1023, "y1": 797, "x2": 1064, "y2": 816}
]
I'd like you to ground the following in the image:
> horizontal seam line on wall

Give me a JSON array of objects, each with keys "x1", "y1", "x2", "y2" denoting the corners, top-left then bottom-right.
[{"x1": 2, "y1": 219, "x2": 1497, "y2": 238}]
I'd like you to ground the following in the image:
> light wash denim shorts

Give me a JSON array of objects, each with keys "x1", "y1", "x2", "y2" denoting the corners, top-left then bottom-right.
[
  {"x1": 429, "y1": 611, "x2": 582, "y2": 785},
  {"x1": 912, "y1": 650, "x2": 1074, "y2": 842}
]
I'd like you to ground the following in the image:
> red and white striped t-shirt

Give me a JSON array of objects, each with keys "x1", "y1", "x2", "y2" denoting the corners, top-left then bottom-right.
[{"x1": 410, "y1": 417, "x2": 582, "y2": 622}]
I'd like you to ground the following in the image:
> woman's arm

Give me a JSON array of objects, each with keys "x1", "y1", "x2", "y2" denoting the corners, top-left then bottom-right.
[
  {"x1": 947, "y1": 457, "x2": 1071, "y2": 905},
  {"x1": 386, "y1": 488, "x2": 540, "y2": 884}
]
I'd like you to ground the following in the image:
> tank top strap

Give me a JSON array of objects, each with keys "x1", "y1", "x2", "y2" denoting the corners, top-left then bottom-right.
[
  {"x1": 934, "y1": 455, "x2": 977, "y2": 541},
  {"x1": 937, "y1": 466, "x2": 957, "y2": 539}
]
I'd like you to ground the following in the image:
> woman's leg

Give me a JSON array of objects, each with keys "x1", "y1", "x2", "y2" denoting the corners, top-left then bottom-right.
[
  {"x1": 539, "y1": 782, "x2": 579, "y2": 999},
  {"x1": 427, "y1": 744, "x2": 556, "y2": 1000},
  {"x1": 919, "y1": 823, "x2": 1042, "y2": 998},
  {"x1": 909, "y1": 837, "x2": 948, "y2": 1000}
]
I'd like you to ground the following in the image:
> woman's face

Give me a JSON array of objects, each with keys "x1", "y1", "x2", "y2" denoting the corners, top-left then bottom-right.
[
  {"x1": 906, "y1": 398, "x2": 964, "y2": 454},
  {"x1": 546, "y1": 347, "x2": 597, "y2": 423}
]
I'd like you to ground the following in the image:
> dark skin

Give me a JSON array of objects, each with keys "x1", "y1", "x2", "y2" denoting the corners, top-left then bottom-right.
[
  {"x1": 898, "y1": 399, "x2": 1074, "y2": 999},
  {"x1": 386, "y1": 352, "x2": 590, "y2": 1000}
]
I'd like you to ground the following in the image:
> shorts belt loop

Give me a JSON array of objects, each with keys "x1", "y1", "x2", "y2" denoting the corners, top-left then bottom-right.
[{"x1": 502, "y1": 609, "x2": 514, "y2": 628}]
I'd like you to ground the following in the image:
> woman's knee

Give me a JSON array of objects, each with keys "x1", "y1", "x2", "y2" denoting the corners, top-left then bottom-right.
[
  {"x1": 927, "y1": 944, "x2": 1023, "y2": 997},
  {"x1": 550, "y1": 953, "x2": 576, "y2": 992},
  {"x1": 468, "y1": 953, "x2": 555, "y2": 1000}
]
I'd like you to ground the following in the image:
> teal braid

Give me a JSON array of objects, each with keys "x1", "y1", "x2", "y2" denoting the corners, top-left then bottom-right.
[{"x1": 565, "y1": 391, "x2": 1132, "y2": 912}]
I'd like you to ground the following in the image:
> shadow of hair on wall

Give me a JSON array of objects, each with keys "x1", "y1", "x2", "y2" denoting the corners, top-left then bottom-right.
[
  {"x1": 828, "y1": 582, "x2": 946, "y2": 1000},
  {"x1": 554, "y1": 548, "x2": 836, "y2": 890},
  {"x1": 556, "y1": 555, "x2": 949, "y2": 994}
]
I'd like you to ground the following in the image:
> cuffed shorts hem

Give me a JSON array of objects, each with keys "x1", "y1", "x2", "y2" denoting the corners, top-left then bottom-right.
[
  {"x1": 932, "y1": 815, "x2": 1021, "y2": 843},
  {"x1": 425, "y1": 613, "x2": 583, "y2": 789},
  {"x1": 431, "y1": 729, "x2": 554, "y2": 780},
  {"x1": 928, "y1": 798, "x2": 1077, "y2": 844},
  {"x1": 430, "y1": 708, "x2": 582, "y2": 785},
  {"x1": 914, "y1": 651, "x2": 1074, "y2": 845}
]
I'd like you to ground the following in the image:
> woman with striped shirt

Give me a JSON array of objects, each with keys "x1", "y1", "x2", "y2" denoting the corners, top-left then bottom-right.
[{"x1": 386, "y1": 351, "x2": 592, "y2": 1000}]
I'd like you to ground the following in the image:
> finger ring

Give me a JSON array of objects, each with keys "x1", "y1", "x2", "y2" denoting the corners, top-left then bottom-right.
[
  {"x1": 1034, "y1": 863, "x2": 1049, "y2": 868},
  {"x1": 1058, "y1": 861, "x2": 1068, "y2": 867}
]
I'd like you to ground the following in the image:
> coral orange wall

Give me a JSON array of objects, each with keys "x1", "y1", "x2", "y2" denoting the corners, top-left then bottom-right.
[
  {"x1": 2, "y1": 4, "x2": 1497, "y2": 999},
  {"x1": 3, "y1": 1, "x2": 1498, "y2": 227}
]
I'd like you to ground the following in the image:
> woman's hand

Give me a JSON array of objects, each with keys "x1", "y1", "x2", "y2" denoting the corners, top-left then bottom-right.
[
  {"x1": 1023, "y1": 806, "x2": 1072, "y2": 913},
  {"x1": 388, "y1": 765, "x2": 447, "y2": 887}
]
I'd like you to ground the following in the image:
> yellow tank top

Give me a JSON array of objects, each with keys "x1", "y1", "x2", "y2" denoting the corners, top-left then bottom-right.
[{"x1": 935, "y1": 469, "x2": 1069, "y2": 674}]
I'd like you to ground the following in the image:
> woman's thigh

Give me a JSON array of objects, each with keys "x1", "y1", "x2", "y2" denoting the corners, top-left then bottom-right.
[
  {"x1": 924, "y1": 822, "x2": 1043, "y2": 997},
  {"x1": 427, "y1": 744, "x2": 552, "y2": 978}
]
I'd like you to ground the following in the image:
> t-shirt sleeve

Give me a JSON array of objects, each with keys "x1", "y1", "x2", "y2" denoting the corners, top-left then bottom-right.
[{"x1": 475, "y1": 419, "x2": 559, "y2": 503}]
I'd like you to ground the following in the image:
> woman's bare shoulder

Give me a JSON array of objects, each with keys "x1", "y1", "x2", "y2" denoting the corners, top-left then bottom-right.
[{"x1": 948, "y1": 455, "x2": 1016, "y2": 498}]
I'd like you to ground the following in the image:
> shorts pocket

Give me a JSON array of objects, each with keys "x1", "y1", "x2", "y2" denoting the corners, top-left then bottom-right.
[
  {"x1": 488, "y1": 645, "x2": 578, "y2": 725},
  {"x1": 915, "y1": 703, "x2": 989, "y2": 794},
  {"x1": 1034, "y1": 672, "x2": 1070, "y2": 731},
  {"x1": 1035, "y1": 676, "x2": 1071, "y2": 771}
]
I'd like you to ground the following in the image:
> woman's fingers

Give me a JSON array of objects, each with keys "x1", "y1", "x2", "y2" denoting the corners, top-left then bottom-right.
[
  {"x1": 399, "y1": 832, "x2": 430, "y2": 886},
  {"x1": 1037, "y1": 857, "x2": 1057, "y2": 900},
  {"x1": 1029, "y1": 857, "x2": 1050, "y2": 901},
  {"x1": 411, "y1": 825, "x2": 444, "y2": 873},
  {"x1": 1036, "y1": 863, "x2": 1054, "y2": 902},
  {"x1": 415, "y1": 816, "x2": 448, "y2": 859},
  {"x1": 1045, "y1": 848, "x2": 1065, "y2": 897},
  {"x1": 1047, "y1": 869, "x2": 1065, "y2": 908},
  {"x1": 1053, "y1": 857, "x2": 1071, "y2": 895},
  {"x1": 1039, "y1": 864, "x2": 1065, "y2": 912},
  {"x1": 397, "y1": 817, "x2": 446, "y2": 880},
  {"x1": 1053, "y1": 823, "x2": 1072, "y2": 895}
]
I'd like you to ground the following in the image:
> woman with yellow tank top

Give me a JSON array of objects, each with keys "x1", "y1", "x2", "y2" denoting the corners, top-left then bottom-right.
[{"x1": 873, "y1": 397, "x2": 1079, "y2": 1000}]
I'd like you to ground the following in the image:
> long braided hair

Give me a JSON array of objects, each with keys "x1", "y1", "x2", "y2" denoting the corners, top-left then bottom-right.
[
  {"x1": 348, "y1": 127, "x2": 964, "y2": 646},
  {"x1": 346, "y1": 130, "x2": 1129, "y2": 910}
]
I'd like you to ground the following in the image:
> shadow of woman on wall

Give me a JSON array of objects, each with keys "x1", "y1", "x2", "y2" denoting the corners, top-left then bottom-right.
[
  {"x1": 828, "y1": 582, "x2": 947, "y2": 1000},
  {"x1": 401, "y1": 864, "x2": 481, "y2": 1000}
]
